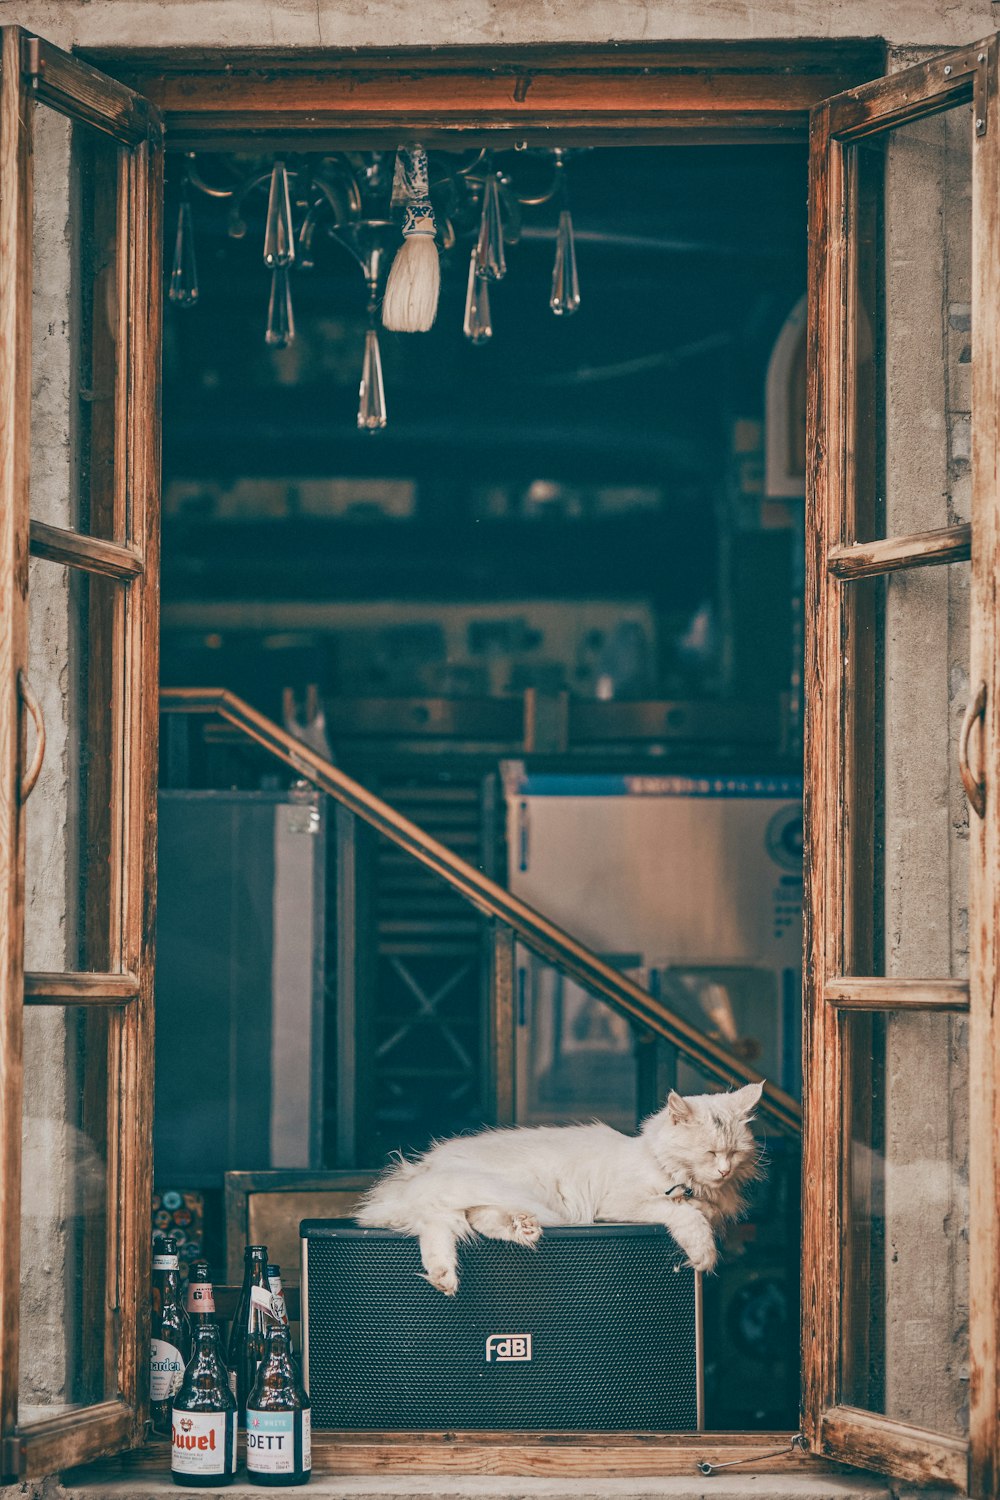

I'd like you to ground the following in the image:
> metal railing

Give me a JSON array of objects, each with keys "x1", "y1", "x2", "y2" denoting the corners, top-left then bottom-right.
[{"x1": 160, "y1": 687, "x2": 802, "y2": 1135}]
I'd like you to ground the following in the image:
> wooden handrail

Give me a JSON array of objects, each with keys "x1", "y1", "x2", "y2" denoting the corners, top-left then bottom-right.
[{"x1": 160, "y1": 687, "x2": 802, "y2": 1135}]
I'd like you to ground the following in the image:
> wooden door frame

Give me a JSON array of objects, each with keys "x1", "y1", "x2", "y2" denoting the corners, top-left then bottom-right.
[{"x1": 67, "y1": 34, "x2": 887, "y2": 1481}]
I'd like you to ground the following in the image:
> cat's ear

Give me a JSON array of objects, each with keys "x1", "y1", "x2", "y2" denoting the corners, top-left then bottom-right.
[
  {"x1": 666, "y1": 1090, "x2": 692, "y2": 1124},
  {"x1": 729, "y1": 1080, "x2": 764, "y2": 1115}
]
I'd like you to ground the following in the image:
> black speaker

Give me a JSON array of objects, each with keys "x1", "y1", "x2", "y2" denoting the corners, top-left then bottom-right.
[{"x1": 300, "y1": 1221, "x2": 702, "y2": 1430}]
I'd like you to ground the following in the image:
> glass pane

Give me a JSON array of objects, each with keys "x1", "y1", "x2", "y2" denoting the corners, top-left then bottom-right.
[
  {"x1": 841, "y1": 1010, "x2": 968, "y2": 1436},
  {"x1": 515, "y1": 948, "x2": 640, "y2": 1130},
  {"x1": 849, "y1": 104, "x2": 972, "y2": 542},
  {"x1": 24, "y1": 560, "x2": 122, "y2": 972},
  {"x1": 30, "y1": 102, "x2": 122, "y2": 540},
  {"x1": 19, "y1": 1006, "x2": 111, "y2": 1423},
  {"x1": 845, "y1": 561, "x2": 970, "y2": 978}
]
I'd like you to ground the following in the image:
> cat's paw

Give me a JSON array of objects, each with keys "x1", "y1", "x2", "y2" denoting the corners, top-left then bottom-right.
[
  {"x1": 686, "y1": 1244, "x2": 718, "y2": 1274},
  {"x1": 511, "y1": 1213, "x2": 542, "y2": 1248},
  {"x1": 683, "y1": 1227, "x2": 718, "y2": 1275},
  {"x1": 423, "y1": 1263, "x2": 459, "y2": 1296}
]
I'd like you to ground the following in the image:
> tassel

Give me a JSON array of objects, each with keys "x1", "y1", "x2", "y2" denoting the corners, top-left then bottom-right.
[{"x1": 382, "y1": 145, "x2": 440, "y2": 333}]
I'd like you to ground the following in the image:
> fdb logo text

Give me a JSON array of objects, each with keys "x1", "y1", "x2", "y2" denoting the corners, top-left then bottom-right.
[{"x1": 485, "y1": 1335, "x2": 532, "y2": 1362}]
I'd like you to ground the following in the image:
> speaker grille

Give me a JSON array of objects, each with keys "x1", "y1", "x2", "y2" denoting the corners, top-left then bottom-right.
[{"x1": 302, "y1": 1222, "x2": 700, "y2": 1430}]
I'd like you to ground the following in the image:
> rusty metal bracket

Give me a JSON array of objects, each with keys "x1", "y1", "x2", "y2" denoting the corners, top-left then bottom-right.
[{"x1": 973, "y1": 44, "x2": 990, "y2": 138}]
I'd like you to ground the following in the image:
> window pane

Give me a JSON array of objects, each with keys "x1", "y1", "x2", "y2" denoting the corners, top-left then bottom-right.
[
  {"x1": 841, "y1": 1010, "x2": 968, "y2": 1436},
  {"x1": 24, "y1": 560, "x2": 122, "y2": 972},
  {"x1": 19, "y1": 1006, "x2": 111, "y2": 1423},
  {"x1": 845, "y1": 562, "x2": 970, "y2": 979},
  {"x1": 30, "y1": 103, "x2": 121, "y2": 540},
  {"x1": 849, "y1": 104, "x2": 971, "y2": 542},
  {"x1": 515, "y1": 948, "x2": 640, "y2": 1130}
]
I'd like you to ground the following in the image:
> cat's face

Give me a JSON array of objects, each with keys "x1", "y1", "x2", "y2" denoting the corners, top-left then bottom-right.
[{"x1": 645, "y1": 1081, "x2": 763, "y2": 1191}]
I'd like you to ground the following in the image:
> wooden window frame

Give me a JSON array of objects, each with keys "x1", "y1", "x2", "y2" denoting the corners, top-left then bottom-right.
[
  {"x1": 804, "y1": 38, "x2": 1000, "y2": 1496},
  {"x1": 29, "y1": 29, "x2": 1000, "y2": 1489},
  {"x1": 0, "y1": 27, "x2": 162, "y2": 1480}
]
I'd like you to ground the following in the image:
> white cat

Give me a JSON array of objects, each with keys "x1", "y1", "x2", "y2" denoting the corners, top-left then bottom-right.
[{"x1": 356, "y1": 1081, "x2": 764, "y2": 1295}]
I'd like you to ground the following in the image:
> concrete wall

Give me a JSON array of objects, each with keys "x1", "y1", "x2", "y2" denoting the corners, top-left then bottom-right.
[
  {"x1": 7, "y1": 0, "x2": 990, "y2": 1459},
  {"x1": 0, "y1": 0, "x2": 997, "y2": 51}
]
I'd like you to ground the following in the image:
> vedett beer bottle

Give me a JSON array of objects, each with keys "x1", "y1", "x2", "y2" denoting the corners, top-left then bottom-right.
[
  {"x1": 227, "y1": 1245, "x2": 273, "y2": 1419},
  {"x1": 186, "y1": 1260, "x2": 217, "y2": 1329},
  {"x1": 152, "y1": 1237, "x2": 192, "y2": 1434},
  {"x1": 171, "y1": 1322, "x2": 238, "y2": 1488},
  {"x1": 246, "y1": 1322, "x2": 312, "y2": 1487}
]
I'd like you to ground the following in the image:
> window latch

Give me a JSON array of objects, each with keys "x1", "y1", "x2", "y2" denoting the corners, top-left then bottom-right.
[
  {"x1": 697, "y1": 1432, "x2": 805, "y2": 1476},
  {"x1": 20, "y1": 34, "x2": 40, "y2": 83}
]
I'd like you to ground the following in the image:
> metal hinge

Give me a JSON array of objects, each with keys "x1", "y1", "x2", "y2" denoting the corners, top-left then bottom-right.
[{"x1": 20, "y1": 34, "x2": 40, "y2": 83}]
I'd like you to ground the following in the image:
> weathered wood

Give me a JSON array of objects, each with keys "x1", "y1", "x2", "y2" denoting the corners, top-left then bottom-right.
[
  {"x1": 826, "y1": 42, "x2": 986, "y2": 142},
  {"x1": 115, "y1": 122, "x2": 163, "y2": 1455},
  {"x1": 89, "y1": 39, "x2": 887, "y2": 75},
  {"x1": 28, "y1": 521, "x2": 143, "y2": 580},
  {"x1": 83, "y1": 39, "x2": 885, "y2": 150},
  {"x1": 161, "y1": 688, "x2": 802, "y2": 1135},
  {"x1": 23, "y1": 972, "x2": 138, "y2": 1004},
  {"x1": 968, "y1": 34, "x2": 1000, "y2": 1500},
  {"x1": 17, "y1": 1401, "x2": 133, "y2": 1480},
  {"x1": 82, "y1": 1426, "x2": 836, "y2": 1479},
  {"x1": 827, "y1": 523, "x2": 972, "y2": 579},
  {"x1": 819, "y1": 1406, "x2": 967, "y2": 1491},
  {"x1": 0, "y1": 22, "x2": 32, "y2": 1474},
  {"x1": 23, "y1": 34, "x2": 156, "y2": 146},
  {"x1": 825, "y1": 977, "x2": 970, "y2": 1011},
  {"x1": 801, "y1": 92, "x2": 841, "y2": 1462}
]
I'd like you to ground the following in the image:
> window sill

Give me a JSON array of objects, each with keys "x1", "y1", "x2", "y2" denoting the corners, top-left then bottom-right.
[{"x1": 58, "y1": 1434, "x2": 895, "y2": 1498}]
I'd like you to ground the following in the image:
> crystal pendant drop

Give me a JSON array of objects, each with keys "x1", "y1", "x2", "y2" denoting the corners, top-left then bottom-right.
[
  {"x1": 264, "y1": 265, "x2": 295, "y2": 347},
  {"x1": 550, "y1": 207, "x2": 580, "y2": 316},
  {"x1": 475, "y1": 174, "x2": 506, "y2": 281},
  {"x1": 263, "y1": 160, "x2": 296, "y2": 268},
  {"x1": 168, "y1": 192, "x2": 199, "y2": 306},
  {"x1": 358, "y1": 327, "x2": 387, "y2": 431},
  {"x1": 463, "y1": 248, "x2": 492, "y2": 344}
]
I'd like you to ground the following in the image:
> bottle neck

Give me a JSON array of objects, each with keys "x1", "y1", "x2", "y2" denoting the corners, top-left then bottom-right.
[
  {"x1": 156, "y1": 1269, "x2": 184, "y2": 1305},
  {"x1": 244, "y1": 1250, "x2": 269, "y2": 1286},
  {"x1": 190, "y1": 1323, "x2": 229, "y2": 1388}
]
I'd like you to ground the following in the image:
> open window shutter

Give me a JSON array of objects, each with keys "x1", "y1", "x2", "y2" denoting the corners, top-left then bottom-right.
[
  {"x1": 805, "y1": 37, "x2": 1000, "y2": 1495},
  {"x1": 0, "y1": 28, "x2": 162, "y2": 1478}
]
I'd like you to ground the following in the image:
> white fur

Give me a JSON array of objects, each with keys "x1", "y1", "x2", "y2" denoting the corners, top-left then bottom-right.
[{"x1": 357, "y1": 1081, "x2": 765, "y2": 1295}]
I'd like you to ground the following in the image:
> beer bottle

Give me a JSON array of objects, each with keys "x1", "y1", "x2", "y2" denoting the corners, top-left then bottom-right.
[
  {"x1": 171, "y1": 1322, "x2": 238, "y2": 1488},
  {"x1": 246, "y1": 1322, "x2": 311, "y2": 1486},
  {"x1": 186, "y1": 1260, "x2": 217, "y2": 1329},
  {"x1": 151, "y1": 1236, "x2": 192, "y2": 1435},
  {"x1": 266, "y1": 1263, "x2": 288, "y2": 1327},
  {"x1": 227, "y1": 1244, "x2": 274, "y2": 1419}
]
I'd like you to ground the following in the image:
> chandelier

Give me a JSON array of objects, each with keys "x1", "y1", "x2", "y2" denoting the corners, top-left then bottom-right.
[{"x1": 167, "y1": 147, "x2": 581, "y2": 432}]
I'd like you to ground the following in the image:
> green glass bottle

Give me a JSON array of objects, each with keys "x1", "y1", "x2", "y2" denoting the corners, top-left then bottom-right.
[{"x1": 227, "y1": 1244, "x2": 273, "y2": 1420}]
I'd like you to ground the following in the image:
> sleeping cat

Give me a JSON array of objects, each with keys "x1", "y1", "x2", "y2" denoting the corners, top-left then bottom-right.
[{"x1": 356, "y1": 1081, "x2": 764, "y2": 1295}]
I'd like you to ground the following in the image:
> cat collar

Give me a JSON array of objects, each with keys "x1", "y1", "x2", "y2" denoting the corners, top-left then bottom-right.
[{"x1": 664, "y1": 1183, "x2": 694, "y2": 1199}]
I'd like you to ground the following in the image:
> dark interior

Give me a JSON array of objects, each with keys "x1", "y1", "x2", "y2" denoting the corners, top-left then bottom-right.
[{"x1": 155, "y1": 139, "x2": 807, "y2": 1431}]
